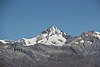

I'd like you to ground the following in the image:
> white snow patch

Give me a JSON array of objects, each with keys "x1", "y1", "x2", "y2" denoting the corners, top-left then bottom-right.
[
  {"x1": 38, "y1": 34, "x2": 66, "y2": 46},
  {"x1": 86, "y1": 34, "x2": 88, "y2": 36},
  {"x1": 93, "y1": 31, "x2": 100, "y2": 39},
  {"x1": 87, "y1": 41, "x2": 92, "y2": 44},
  {"x1": 0, "y1": 40, "x2": 9, "y2": 44},
  {"x1": 74, "y1": 42, "x2": 79, "y2": 44},
  {"x1": 77, "y1": 37, "x2": 82, "y2": 39},
  {"x1": 80, "y1": 40, "x2": 84, "y2": 44},
  {"x1": 22, "y1": 38, "x2": 37, "y2": 46}
]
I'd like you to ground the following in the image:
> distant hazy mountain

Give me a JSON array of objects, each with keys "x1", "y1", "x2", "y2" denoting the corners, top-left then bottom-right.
[{"x1": 0, "y1": 25, "x2": 100, "y2": 67}]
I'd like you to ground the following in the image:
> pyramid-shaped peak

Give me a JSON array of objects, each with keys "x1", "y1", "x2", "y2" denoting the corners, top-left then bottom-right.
[
  {"x1": 41, "y1": 25, "x2": 66, "y2": 36},
  {"x1": 46, "y1": 25, "x2": 61, "y2": 33}
]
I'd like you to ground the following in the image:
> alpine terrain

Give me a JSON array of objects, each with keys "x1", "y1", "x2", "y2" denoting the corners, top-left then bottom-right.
[{"x1": 0, "y1": 25, "x2": 100, "y2": 67}]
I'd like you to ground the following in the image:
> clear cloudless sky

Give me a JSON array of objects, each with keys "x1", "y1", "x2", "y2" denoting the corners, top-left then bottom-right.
[{"x1": 0, "y1": 0, "x2": 100, "y2": 40}]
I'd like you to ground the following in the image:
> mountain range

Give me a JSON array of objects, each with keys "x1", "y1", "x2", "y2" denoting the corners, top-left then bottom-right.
[{"x1": 0, "y1": 25, "x2": 100, "y2": 67}]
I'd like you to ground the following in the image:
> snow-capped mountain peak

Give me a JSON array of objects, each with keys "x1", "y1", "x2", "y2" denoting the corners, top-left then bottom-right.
[
  {"x1": 41, "y1": 25, "x2": 66, "y2": 36},
  {"x1": 36, "y1": 25, "x2": 67, "y2": 46},
  {"x1": 19, "y1": 25, "x2": 67, "y2": 46}
]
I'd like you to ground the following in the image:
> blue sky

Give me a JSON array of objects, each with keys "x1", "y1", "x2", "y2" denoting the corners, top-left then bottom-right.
[{"x1": 0, "y1": 0, "x2": 100, "y2": 40}]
